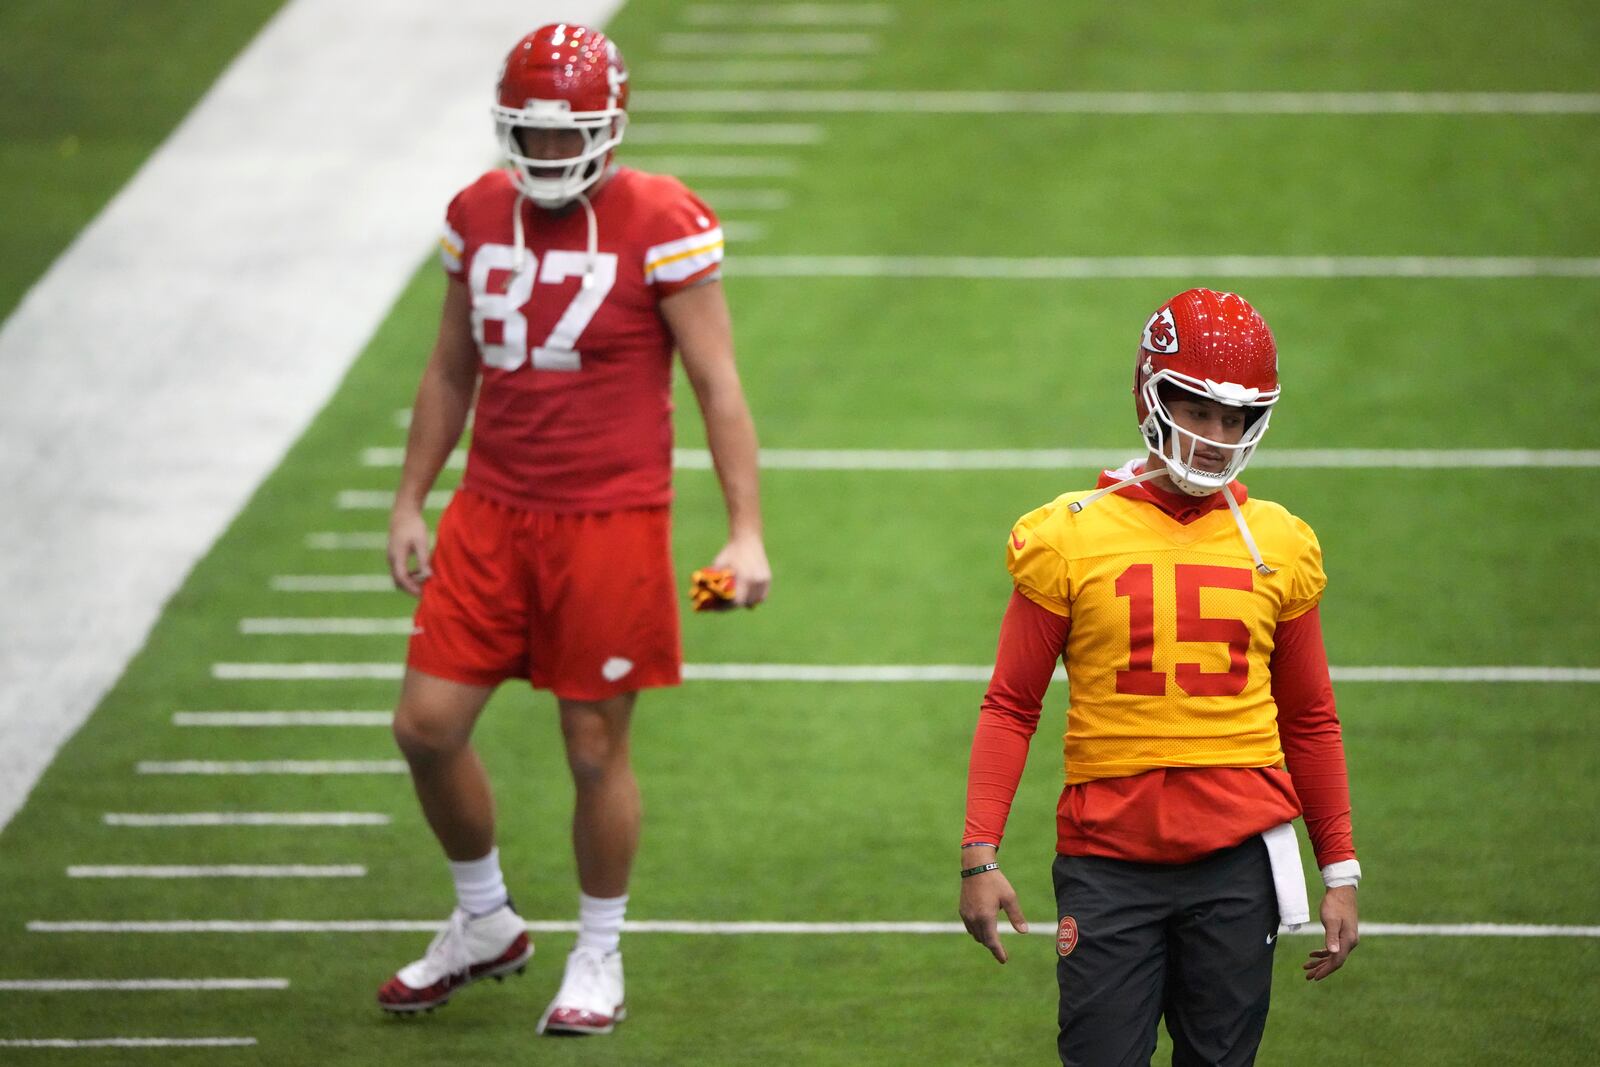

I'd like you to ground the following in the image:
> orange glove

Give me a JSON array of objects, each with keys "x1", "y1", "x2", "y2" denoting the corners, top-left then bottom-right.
[{"x1": 690, "y1": 567, "x2": 737, "y2": 612}]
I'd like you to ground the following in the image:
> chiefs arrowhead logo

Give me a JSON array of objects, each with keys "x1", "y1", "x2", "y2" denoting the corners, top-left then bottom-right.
[
  {"x1": 1057, "y1": 915, "x2": 1079, "y2": 957},
  {"x1": 1141, "y1": 308, "x2": 1178, "y2": 355}
]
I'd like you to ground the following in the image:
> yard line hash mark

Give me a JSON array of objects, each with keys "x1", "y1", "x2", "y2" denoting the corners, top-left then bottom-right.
[
  {"x1": 24, "y1": 920, "x2": 1599, "y2": 938},
  {"x1": 0, "y1": 979, "x2": 288, "y2": 991},
  {"x1": 137, "y1": 761, "x2": 407, "y2": 775},
  {"x1": 208, "y1": 662, "x2": 1600, "y2": 684},
  {"x1": 637, "y1": 90, "x2": 1600, "y2": 114},
  {"x1": 67, "y1": 865, "x2": 366, "y2": 879},
  {"x1": 104, "y1": 813, "x2": 390, "y2": 827},
  {"x1": 172, "y1": 711, "x2": 390, "y2": 726}
]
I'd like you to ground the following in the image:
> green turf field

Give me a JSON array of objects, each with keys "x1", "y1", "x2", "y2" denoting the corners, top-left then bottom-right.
[{"x1": 3, "y1": 1, "x2": 1599, "y2": 1064}]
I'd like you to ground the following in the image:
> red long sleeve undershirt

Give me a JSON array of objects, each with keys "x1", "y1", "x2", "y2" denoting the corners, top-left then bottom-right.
[{"x1": 962, "y1": 590, "x2": 1356, "y2": 867}]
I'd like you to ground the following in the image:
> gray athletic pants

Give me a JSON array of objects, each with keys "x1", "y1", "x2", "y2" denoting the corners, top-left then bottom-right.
[{"x1": 1053, "y1": 837, "x2": 1279, "y2": 1067}]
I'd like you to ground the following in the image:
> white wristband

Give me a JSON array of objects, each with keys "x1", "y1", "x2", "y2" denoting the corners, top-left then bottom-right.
[{"x1": 1320, "y1": 859, "x2": 1361, "y2": 889}]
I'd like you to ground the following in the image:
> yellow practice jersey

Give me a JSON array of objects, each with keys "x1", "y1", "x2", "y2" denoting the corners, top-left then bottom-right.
[{"x1": 1008, "y1": 486, "x2": 1325, "y2": 785}]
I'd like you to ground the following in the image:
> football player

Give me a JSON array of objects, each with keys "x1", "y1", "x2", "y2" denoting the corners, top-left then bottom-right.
[
  {"x1": 958, "y1": 290, "x2": 1360, "y2": 1065},
  {"x1": 376, "y1": 24, "x2": 771, "y2": 1033}
]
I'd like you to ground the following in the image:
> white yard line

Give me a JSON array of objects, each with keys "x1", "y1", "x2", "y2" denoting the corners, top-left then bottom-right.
[
  {"x1": 722, "y1": 221, "x2": 770, "y2": 242},
  {"x1": 360, "y1": 447, "x2": 1600, "y2": 471},
  {"x1": 209, "y1": 662, "x2": 1600, "y2": 683},
  {"x1": 241, "y1": 618, "x2": 411, "y2": 634},
  {"x1": 24, "y1": 919, "x2": 1599, "y2": 938},
  {"x1": 0, "y1": 0, "x2": 624, "y2": 834},
  {"x1": 0, "y1": 979, "x2": 287, "y2": 991},
  {"x1": 68, "y1": 866, "x2": 365, "y2": 879},
  {"x1": 638, "y1": 89, "x2": 1600, "y2": 114},
  {"x1": 627, "y1": 122, "x2": 826, "y2": 144},
  {"x1": 136, "y1": 761, "x2": 407, "y2": 775},
  {"x1": 337, "y1": 490, "x2": 451, "y2": 510},
  {"x1": 619, "y1": 155, "x2": 799, "y2": 177},
  {"x1": 306, "y1": 532, "x2": 391, "y2": 550},
  {"x1": 658, "y1": 33, "x2": 879, "y2": 54},
  {"x1": 172, "y1": 711, "x2": 390, "y2": 726},
  {"x1": 213, "y1": 663, "x2": 401, "y2": 680},
  {"x1": 682, "y1": 4, "x2": 896, "y2": 25},
  {"x1": 696, "y1": 188, "x2": 794, "y2": 210},
  {"x1": 730, "y1": 255, "x2": 1600, "y2": 279},
  {"x1": 104, "y1": 813, "x2": 390, "y2": 827},
  {"x1": 0, "y1": 1038, "x2": 258, "y2": 1049},
  {"x1": 269, "y1": 576, "x2": 396, "y2": 593},
  {"x1": 646, "y1": 60, "x2": 868, "y2": 82}
]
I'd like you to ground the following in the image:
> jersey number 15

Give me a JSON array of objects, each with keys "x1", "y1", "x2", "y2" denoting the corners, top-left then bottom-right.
[{"x1": 1115, "y1": 563, "x2": 1256, "y2": 698}]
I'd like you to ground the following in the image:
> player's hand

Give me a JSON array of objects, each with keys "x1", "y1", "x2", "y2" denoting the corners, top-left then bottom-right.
[
  {"x1": 959, "y1": 863, "x2": 1029, "y2": 964},
  {"x1": 1303, "y1": 885, "x2": 1359, "y2": 981},
  {"x1": 712, "y1": 534, "x2": 771, "y2": 608},
  {"x1": 387, "y1": 508, "x2": 432, "y2": 597}
]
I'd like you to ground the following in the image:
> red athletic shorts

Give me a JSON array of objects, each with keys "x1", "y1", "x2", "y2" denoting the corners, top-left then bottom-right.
[{"x1": 407, "y1": 489, "x2": 681, "y2": 700}]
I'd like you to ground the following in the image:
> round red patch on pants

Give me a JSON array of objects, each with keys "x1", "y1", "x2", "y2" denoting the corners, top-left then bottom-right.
[{"x1": 1057, "y1": 916, "x2": 1079, "y2": 957}]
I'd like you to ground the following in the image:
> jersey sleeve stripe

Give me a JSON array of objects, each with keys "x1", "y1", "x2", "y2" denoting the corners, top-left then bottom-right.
[
  {"x1": 439, "y1": 223, "x2": 464, "y2": 273},
  {"x1": 643, "y1": 228, "x2": 725, "y2": 284}
]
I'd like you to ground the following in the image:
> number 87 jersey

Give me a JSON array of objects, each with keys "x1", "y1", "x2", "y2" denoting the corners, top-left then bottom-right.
[
  {"x1": 438, "y1": 167, "x2": 724, "y2": 513},
  {"x1": 1006, "y1": 483, "x2": 1327, "y2": 787}
]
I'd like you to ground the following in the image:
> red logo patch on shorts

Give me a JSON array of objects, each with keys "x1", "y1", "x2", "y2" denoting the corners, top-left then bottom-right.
[{"x1": 1057, "y1": 916, "x2": 1079, "y2": 957}]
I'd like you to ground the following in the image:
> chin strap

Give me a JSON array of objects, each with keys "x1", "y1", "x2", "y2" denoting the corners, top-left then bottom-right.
[
  {"x1": 508, "y1": 185, "x2": 601, "y2": 291},
  {"x1": 510, "y1": 190, "x2": 529, "y2": 277},
  {"x1": 1066, "y1": 466, "x2": 1166, "y2": 514},
  {"x1": 1068, "y1": 463, "x2": 1276, "y2": 576},
  {"x1": 1221, "y1": 481, "x2": 1275, "y2": 575},
  {"x1": 576, "y1": 188, "x2": 599, "y2": 290}
]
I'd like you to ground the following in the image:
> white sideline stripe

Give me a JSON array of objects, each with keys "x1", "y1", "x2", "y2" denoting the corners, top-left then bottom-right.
[
  {"x1": 208, "y1": 662, "x2": 1600, "y2": 684},
  {"x1": 638, "y1": 90, "x2": 1600, "y2": 114},
  {"x1": 68, "y1": 865, "x2": 365, "y2": 879},
  {"x1": 24, "y1": 920, "x2": 1599, "y2": 938},
  {"x1": 722, "y1": 221, "x2": 769, "y2": 242},
  {"x1": 697, "y1": 188, "x2": 793, "y2": 210},
  {"x1": 620, "y1": 155, "x2": 798, "y2": 177},
  {"x1": 270, "y1": 575, "x2": 396, "y2": 593},
  {"x1": 241, "y1": 618, "x2": 411, "y2": 634},
  {"x1": 172, "y1": 711, "x2": 390, "y2": 726},
  {"x1": 0, "y1": 1038, "x2": 258, "y2": 1049},
  {"x1": 674, "y1": 448, "x2": 1600, "y2": 471},
  {"x1": 647, "y1": 60, "x2": 867, "y2": 82},
  {"x1": 730, "y1": 255, "x2": 1600, "y2": 279},
  {"x1": 337, "y1": 489, "x2": 451, "y2": 510},
  {"x1": 659, "y1": 33, "x2": 879, "y2": 54},
  {"x1": 137, "y1": 761, "x2": 408, "y2": 775},
  {"x1": 628, "y1": 123, "x2": 825, "y2": 145},
  {"x1": 682, "y1": 4, "x2": 896, "y2": 25},
  {"x1": 104, "y1": 813, "x2": 390, "y2": 827},
  {"x1": 306, "y1": 532, "x2": 390, "y2": 550},
  {"x1": 358, "y1": 446, "x2": 1600, "y2": 472},
  {"x1": 0, "y1": 979, "x2": 288, "y2": 991},
  {"x1": 0, "y1": 0, "x2": 626, "y2": 834}
]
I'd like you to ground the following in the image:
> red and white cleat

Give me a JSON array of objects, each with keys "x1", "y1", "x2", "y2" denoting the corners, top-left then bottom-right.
[
  {"x1": 537, "y1": 947, "x2": 626, "y2": 1035},
  {"x1": 377, "y1": 904, "x2": 532, "y2": 1014}
]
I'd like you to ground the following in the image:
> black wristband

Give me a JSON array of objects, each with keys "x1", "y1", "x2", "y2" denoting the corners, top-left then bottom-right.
[{"x1": 960, "y1": 862, "x2": 1000, "y2": 879}]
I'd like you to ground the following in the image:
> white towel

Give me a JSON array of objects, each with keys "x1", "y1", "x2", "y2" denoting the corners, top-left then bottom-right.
[{"x1": 1261, "y1": 822, "x2": 1310, "y2": 930}]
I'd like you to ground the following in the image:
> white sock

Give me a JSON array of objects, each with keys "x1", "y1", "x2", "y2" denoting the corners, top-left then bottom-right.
[
  {"x1": 449, "y1": 848, "x2": 509, "y2": 917},
  {"x1": 575, "y1": 891, "x2": 628, "y2": 955}
]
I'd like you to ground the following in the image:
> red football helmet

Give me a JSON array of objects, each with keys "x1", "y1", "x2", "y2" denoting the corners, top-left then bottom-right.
[
  {"x1": 1132, "y1": 288, "x2": 1279, "y2": 496},
  {"x1": 493, "y1": 24, "x2": 628, "y2": 207}
]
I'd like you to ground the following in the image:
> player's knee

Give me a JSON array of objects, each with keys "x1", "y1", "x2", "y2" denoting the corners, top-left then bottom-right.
[
  {"x1": 391, "y1": 710, "x2": 467, "y2": 764},
  {"x1": 560, "y1": 717, "x2": 627, "y2": 785}
]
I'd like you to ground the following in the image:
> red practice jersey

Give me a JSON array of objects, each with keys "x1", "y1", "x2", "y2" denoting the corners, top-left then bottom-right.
[{"x1": 439, "y1": 167, "x2": 724, "y2": 512}]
